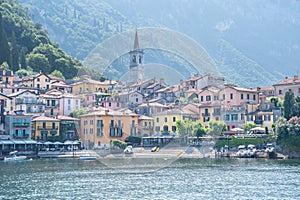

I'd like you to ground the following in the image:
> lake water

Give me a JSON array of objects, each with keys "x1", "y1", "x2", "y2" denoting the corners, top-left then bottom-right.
[{"x1": 0, "y1": 158, "x2": 299, "y2": 200}]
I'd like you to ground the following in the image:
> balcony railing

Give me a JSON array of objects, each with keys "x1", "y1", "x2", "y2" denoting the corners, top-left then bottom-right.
[
  {"x1": 202, "y1": 113, "x2": 210, "y2": 117},
  {"x1": 38, "y1": 126, "x2": 59, "y2": 130},
  {"x1": 13, "y1": 122, "x2": 30, "y2": 127},
  {"x1": 254, "y1": 120, "x2": 263, "y2": 125}
]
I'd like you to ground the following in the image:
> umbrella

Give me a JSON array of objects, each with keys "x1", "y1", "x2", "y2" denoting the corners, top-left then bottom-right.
[
  {"x1": 231, "y1": 128, "x2": 244, "y2": 132},
  {"x1": 44, "y1": 141, "x2": 53, "y2": 145},
  {"x1": 250, "y1": 127, "x2": 265, "y2": 132},
  {"x1": 54, "y1": 141, "x2": 63, "y2": 145}
]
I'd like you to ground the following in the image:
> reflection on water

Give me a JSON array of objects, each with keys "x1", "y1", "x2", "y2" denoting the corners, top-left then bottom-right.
[{"x1": 0, "y1": 158, "x2": 299, "y2": 199}]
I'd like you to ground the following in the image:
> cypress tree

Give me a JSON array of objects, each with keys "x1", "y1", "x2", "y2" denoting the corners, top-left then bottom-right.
[
  {"x1": 0, "y1": 13, "x2": 11, "y2": 66},
  {"x1": 11, "y1": 31, "x2": 20, "y2": 71}
]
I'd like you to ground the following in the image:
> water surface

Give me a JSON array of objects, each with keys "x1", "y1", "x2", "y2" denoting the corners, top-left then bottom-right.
[{"x1": 0, "y1": 158, "x2": 299, "y2": 200}]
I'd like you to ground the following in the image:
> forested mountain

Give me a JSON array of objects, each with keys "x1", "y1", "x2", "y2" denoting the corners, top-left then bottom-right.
[
  {"x1": 20, "y1": 0, "x2": 300, "y2": 87},
  {"x1": 0, "y1": 0, "x2": 82, "y2": 79}
]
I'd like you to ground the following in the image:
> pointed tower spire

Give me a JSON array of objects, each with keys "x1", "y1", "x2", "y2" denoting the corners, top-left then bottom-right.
[{"x1": 133, "y1": 29, "x2": 140, "y2": 49}]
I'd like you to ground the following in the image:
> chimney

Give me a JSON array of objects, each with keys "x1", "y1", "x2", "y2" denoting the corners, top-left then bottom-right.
[
  {"x1": 294, "y1": 74, "x2": 299, "y2": 80},
  {"x1": 160, "y1": 78, "x2": 165, "y2": 85}
]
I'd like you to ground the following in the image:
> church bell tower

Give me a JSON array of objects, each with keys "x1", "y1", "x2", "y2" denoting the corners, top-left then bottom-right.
[{"x1": 129, "y1": 30, "x2": 144, "y2": 83}]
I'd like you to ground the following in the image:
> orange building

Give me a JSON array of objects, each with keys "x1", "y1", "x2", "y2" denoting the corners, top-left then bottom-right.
[{"x1": 79, "y1": 109, "x2": 138, "y2": 149}]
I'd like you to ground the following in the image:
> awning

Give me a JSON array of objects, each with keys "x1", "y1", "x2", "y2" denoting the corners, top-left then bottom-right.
[
  {"x1": 1, "y1": 140, "x2": 14, "y2": 145},
  {"x1": 13, "y1": 140, "x2": 26, "y2": 145},
  {"x1": 24, "y1": 140, "x2": 37, "y2": 144}
]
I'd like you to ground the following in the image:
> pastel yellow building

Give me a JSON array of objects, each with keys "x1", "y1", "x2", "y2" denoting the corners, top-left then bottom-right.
[
  {"x1": 153, "y1": 108, "x2": 198, "y2": 134},
  {"x1": 79, "y1": 109, "x2": 138, "y2": 149},
  {"x1": 32, "y1": 116, "x2": 60, "y2": 141},
  {"x1": 21, "y1": 73, "x2": 60, "y2": 91}
]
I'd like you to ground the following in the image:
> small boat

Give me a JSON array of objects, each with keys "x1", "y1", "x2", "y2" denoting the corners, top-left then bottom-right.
[
  {"x1": 4, "y1": 151, "x2": 27, "y2": 162},
  {"x1": 247, "y1": 144, "x2": 257, "y2": 158},
  {"x1": 236, "y1": 145, "x2": 247, "y2": 158},
  {"x1": 124, "y1": 145, "x2": 133, "y2": 154},
  {"x1": 265, "y1": 143, "x2": 276, "y2": 158}
]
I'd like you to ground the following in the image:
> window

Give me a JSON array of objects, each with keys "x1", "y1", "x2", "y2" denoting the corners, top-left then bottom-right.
[
  {"x1": 247, "y1": 94, "x2": 250, "y2": 100},
  {"x1": 97, "y1": 120, "x2": 103, "y2": 136},
  {"x1": 90, "y1": 120, "x2": 93, "y2": 125},
  {"x1": 231, "y1": 114, "x2": 238, "y2": 121},
  {"x1": 240, "y1": 94, "x2": 244, "y2": 99},
  {"x1": 156, "y1": 118, "x2": 159, "y2": 122},
  {"x1": 136, "y1": 98, "x2": 138, "y2": 103},
  {"x1": 37, "y1": 78, "x2": 40, "y2": 82},
  {"x1": 206, "y1": 95, "x2": 211, "y2": 101},
  {"x1": 37, "y1": 84, "x2": 40, "y2": 89},
  {"x1": 253, "y1": 94, "x2": 256, "y2": 101},
  {"x1": 144, "y1": 122, "x2": 147, "y2": 127},
  {"x1": 165, "y1": 117, "x2": 167, "y2": 122},
  {"x1": 155, "y1": 126, "x2": 160, "y2": 132},
  {"x1": 110, "y1": 120, "x2": 115, "y2": 137},
  {"x1": 200, "y1": 96, "x2": 203, "y2": 102},
  {"x1": 84, "y1": 120, "x2": 87, "y2": 126},
  {"x1": 172, "y1": 126, "x2": 176, "y2": 132},
  {"x1": 298, "y1": 88, "x2": 300, "y2": 93},
  {"x1": 90, "y1": 128, "x2": 93, "y2": 134},
  {"x1": 109, "y1": 102, "x2": 111, "y2": 107},
  {"x1": 52, "y1": 122, "x2": 56, "y2": 129},
  {"x1": 52, "y1": 100, "x2": 55, "y2": 106},
  {"x1": 214, "y1": 95, "x2": 219, "y2": 101},
  {"x1": 230, "y1": 93, "x2": 233, "y2": 99},
  {"x1": 279, "y1": 90, "x2": 282, "y2": 95},
  {"x1": 173, "y1": 117, "x2": 176, "y2": 122}
]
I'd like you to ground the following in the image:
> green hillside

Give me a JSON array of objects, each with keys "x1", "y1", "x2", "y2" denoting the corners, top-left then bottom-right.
[
  {"x1": 0, "y1": 0, "x2": 82, "y2": 79},
  {"x1": 22, "y1": 0, "x2": 133, "y2": 60},
  {"x1": 20, "y1": 0, "x2": 299, "y2": 87}
]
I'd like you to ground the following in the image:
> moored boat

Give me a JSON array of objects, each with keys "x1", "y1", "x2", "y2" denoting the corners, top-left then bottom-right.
[{"x1": 4, "y1": 151, "x2": 27, "y2": 162}]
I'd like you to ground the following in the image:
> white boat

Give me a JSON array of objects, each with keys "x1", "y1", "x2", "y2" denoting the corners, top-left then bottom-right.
[
  {"x1": 4, "y1": 151, "x2": 27, "y2": 162},
  {"x1": 236, "y1": 145, "x2": 247, "y2": 158},
  {"x1": 265, "y1": 143, "x2": 276, "y2": 157},
  {"x1": 124, "y1": 145, "x2": 133, "y2": 154},
  {"x1": 247, "y1": 144, "x2": 257, "y2": 158}
]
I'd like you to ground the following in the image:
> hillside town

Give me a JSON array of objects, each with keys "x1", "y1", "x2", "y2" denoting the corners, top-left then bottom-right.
[{"x1": 0, "y1": 31, "x2": 299, "y2": 155}]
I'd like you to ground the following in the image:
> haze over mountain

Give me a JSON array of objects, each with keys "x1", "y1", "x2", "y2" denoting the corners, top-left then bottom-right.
[{"x1": 21, "y1": 0, "x2": 300, "y2": 87}]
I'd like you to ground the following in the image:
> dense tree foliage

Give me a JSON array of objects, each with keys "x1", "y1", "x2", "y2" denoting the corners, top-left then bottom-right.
[
  {"x1": 176, "y1": 119, "x2": 206, "y2": 136},
  {"x1": 207, "y1": 120, "x2": 227, "y2": 136},
  {"x1": 0, "y1": 0, "x2": 83, "y2": 79},
  {"x1": 283, "y1": 92, "x2": 295, "y2": 120},
  {"x1": 276, "y1": 116, "x2": 300, "y2": 152}
]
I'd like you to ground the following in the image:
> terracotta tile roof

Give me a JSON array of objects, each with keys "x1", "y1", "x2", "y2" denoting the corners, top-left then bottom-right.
[
  {"x1": 32, "y1": 116, "x2": 60, "y2": 122},
  {"x1": 273, "y1": 76, "x2": 300, "y2": 85},
  {"x1": 57, "y1": 115, "x2": 79, "y2": 121},
  {"x1": 138, "y1": 115, "x2": 153, "y2": 120}
]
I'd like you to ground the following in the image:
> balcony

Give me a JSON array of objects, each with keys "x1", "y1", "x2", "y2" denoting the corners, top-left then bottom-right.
[
  {"x1": 202, "y1": 113, "x2": 210, "y2": 117},
  {"x1": 13, "y1": 122, "x2": 30, "y2": 127},
  {"x1": 254, "y1": 120, "x2": 263, "y2": 125},
  {"x1": 38, "y1": 126, "x2": 59, "y2": 130}
]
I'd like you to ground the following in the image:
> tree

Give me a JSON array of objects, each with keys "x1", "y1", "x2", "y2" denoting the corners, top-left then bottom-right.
[
  {"x1": 283, "y1": 91, "x2": 295, "y2": 120},
  {"x1": 70, "y1": 109, "x2": 87, "y2": 118},
  {"x1": 207, "y1": 120, "x2": 227, "y2": 137},
  {"x1": 10, "y1": 31, "x2": 19, "y2": 71},
  {"x1": 242, "y1": 123, "x2": 257, "y2": 132},
  {"x1": 176, "y1": 119, "x2": 206, "y2": 136},
  {"x1": 51, "y1": 69, "x2": 65, "y2": 80},
  {"x1": 26, "y1": 53, "x2": 50, "y2": 73},
  {"x1": 0, "y1": 13, "x2": 11, "y2": 66}
]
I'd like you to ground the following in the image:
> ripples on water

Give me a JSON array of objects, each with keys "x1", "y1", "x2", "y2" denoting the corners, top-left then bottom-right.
[{"x1": 0, "y1": 158, "x2": 299, "y2": 200}]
